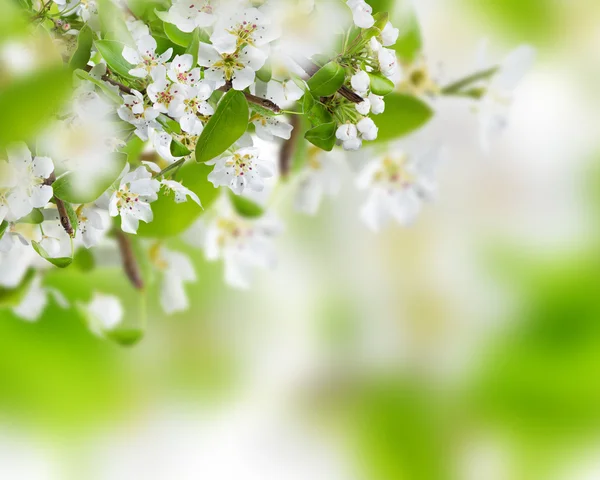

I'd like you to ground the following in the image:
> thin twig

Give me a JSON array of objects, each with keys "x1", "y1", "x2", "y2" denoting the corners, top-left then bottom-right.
[
  {"x1": 114, "y1": 230, "x2": 145, "y2": 290},
  {"x1": 55, "y1": 198, "x2": 74, "y2": 238},
  {"x1": 219, "y1": 83, "x2": 282, "y2": 113}
]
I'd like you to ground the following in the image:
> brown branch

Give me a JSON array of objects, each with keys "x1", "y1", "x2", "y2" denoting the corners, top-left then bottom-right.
[
  {"x1": 279, "y1": 114, "x2": 301, "y2": 179},
  {"x1": 114, "y1": 230, "x2": 144, "y2": 290},
  {"x1": 55, "y1": 198, "x2": 74, "y2": 238},
  {"x1": 219, "y1": 82, "x2": 282, "y2": 113},
  {"x1": 46, "y1": 172, "x2": 74, "y2": 238}
]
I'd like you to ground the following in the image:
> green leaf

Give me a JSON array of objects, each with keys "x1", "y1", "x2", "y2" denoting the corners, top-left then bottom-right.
[
  {"x1": 307, "y1": 61, "x2": 346, "y2": 97},
  {"x1": 366, "y1": 0, "x2": 395, "y2": 14},
  {"x1": 95, "y1": 40, "x2": 135, "y2": 80},
  {"x1": 32, "y1": 241, "x2": 73, "y2": 269},
  {"x1": 137, "y1": 162, "x2": 219, "y2": 238},
  {"x1": 0, "y1": 221, "x2": 7, "y2": 239},
  {"x1": 164, "y1": 22, "x2": 192, "y2": 47},
  {"x1": 229, "y1": 193, "x2": 265, "y2": 218},
  {"x1": 170, "y1": 138, "x2": 192, "y2": 157},
  {"x1": 195, "y1": 90, "x2": 249, "y2": 163},
  {"x1": 74, "y1": 69, "x2": 123, "y2": 104},
  {"x1": 69, "y1": 24, "x2": 94, "y2": 71},
  {"x1": 369, "y1": 72, "x2": 395, "y2": 96},
  {"x1": 0, "y1": 66, "x2": 72, "y2": 147},
  {"x1": 305, "y1": 122, "x2": 337, "y2": 151},
  {"x1": 186, "y1": 29, "x2": 201, "y2": 66},
  {"x1": 154, "y1": 34, "x2": 186, "y2": 56},
  {"x1": 52, "y1": 153, "x2": 127, "y2": 204},
  {"x1": 371, "y1": 94, "x2": 433, "y2": 143},
  {"x1": 19, "y1": 209, "x2": 44, "y2": 225},
  {"x1": 0, "y1": 269, "x2": 35, "y2": 308}
]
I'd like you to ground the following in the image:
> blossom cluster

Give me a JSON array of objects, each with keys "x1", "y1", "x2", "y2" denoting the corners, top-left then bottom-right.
[{"x1": 0, "y1": 0, "x2": 534, "y2": 341}]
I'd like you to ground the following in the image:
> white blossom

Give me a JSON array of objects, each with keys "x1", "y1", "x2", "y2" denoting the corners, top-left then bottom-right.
[
  {"x1": 168, "y1": 54, "x2": 201, "y2": 87},
  {"x1": 3, "y1": 143, "x2": 53, "y2": 221},
  {"x1": 108, "y1": 165, "x2": 161, "y2": 234},
  {"x1": 122, "y1": 35, "x2": 173, "y2": 78},
  {"x1": 77, "y1": 206, "x2": 106, "y2": 249},
  {"x1": 336, "y1": 123, "x2": 362, "y2": 151},
  {"x1": 165, "y1": 0, "x2": 217, "y2": 33},
  {"x1": 147, "y1": 65, "x2": 187, "y2": 116},
  {"x1": 346, "y1": 0, "x2": 375, "y2": 29},
  {"x1": 161, "y1": 180, "x2": 202, "y2": 206},
  {"x1": 250, "y1": 114, "x2": 293, "y2": 142},
  {"x1": 117, "y1": 90, "x2": 160, "y2": 141},
  {"x1": 210, "y1": 7, "x2": 279, "y2": 55},
  {"x1": 207, "y1": 146, "x2": 274, "y2": 195},
  {"x1": 198, "y1": 43, "x2": 266, "y2": 90}
]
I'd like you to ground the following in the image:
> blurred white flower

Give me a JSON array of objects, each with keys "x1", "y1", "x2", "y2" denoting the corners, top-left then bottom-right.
[
  {"x1": 77, "y1": 206, "x2": 106, "y2": 249},
  {"x1": 184, "y1": 200, "x2": 283, "y2": 289},
  {"x1": 356, "y1": 146, "x2": 441, "y2": 231},
  {"x1": 150, "y1": 245, "x2": 197, "y2": 315},
  {"x1": 295, "y1": 147, "x2": 344, "y2": 216},
  {"x1": 12, "y1": 275, "x2": 68, "y2": 322},
  {"x1": 161, "y1": 180, "x2": 202, "y2": 206},
  {"x1": 477, "y1": 43, "x2": 536, "y2": 154},
  {"x1": 85, "y1": 292, "x2": 124, "y2": 336}
]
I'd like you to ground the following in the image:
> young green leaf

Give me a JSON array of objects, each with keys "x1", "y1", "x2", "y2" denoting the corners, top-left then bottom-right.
[
  {"x1": 229, "y1": 192, "x2": 265, "y2": 218},
  {"x1": 69, "y1": 24, "x2": 94, "y2": 71},
  {"x1": 95, "y1": 40, "x2": 136, "y2": 80},
  {"x1": 307, "y1": 61, "x2": 346, "y2": 97},
  {"x1": 164, "y1": 22, "x2": 193, "y2": 47},
  {"x1": 32, "y1": 241, "x2": 73, "y2": 269},
  {"x1": 170, "y1": 138, "x2": 192, "y2": 157},
  {"x1": 371, "y1": 94, "x2": 433, "y2": 143},
  {"x1": 195, "y1": 90, "x2": 249, "y2": 163},
  {"x1": 305, "y1": 122, "x2": 337, "y2": 151},
  {"x1": 186, "y1": 29, "x2": 201, "y2": 66},
  {"x1": 369, "y1": 72, "x2": 395, "y2": 96},
  {"x1": 52, "y1": 153, "x2": 127, "y2": 204}
]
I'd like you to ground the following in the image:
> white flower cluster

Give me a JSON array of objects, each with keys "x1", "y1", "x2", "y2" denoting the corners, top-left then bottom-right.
[
  {"x1": 333, "y1": 0, "x2": 400, "y2": 151},
  {"x1": 0, "y1": 0, "x2": 534, "y2": 333}
]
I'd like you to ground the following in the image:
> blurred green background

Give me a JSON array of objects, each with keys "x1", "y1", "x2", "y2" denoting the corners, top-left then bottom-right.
[{"x1": 2, "y1": 0, "x2": 600, "y2": 479}]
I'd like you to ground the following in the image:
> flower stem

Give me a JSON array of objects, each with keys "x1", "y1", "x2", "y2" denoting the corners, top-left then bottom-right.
[{"x1": 114, "y1": 229, "x2": 144, "y2": 290}]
